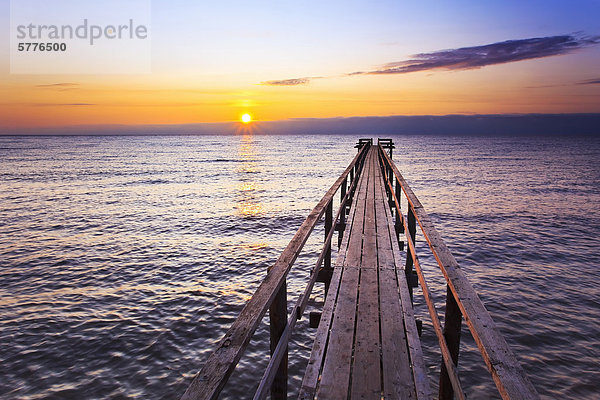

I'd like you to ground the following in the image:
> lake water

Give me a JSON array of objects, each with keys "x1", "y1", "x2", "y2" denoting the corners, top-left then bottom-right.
[{"x1": 1, "y1": 134, "x2": 599, "y2": 399}]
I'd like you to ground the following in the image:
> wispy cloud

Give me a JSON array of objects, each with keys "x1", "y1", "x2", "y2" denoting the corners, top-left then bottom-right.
[
  {"x1": 260, "y1": 77, "x2": 312, "y2": 86},
  {"x1": 353, "y1": 35, "x2": 599, "y2": 75},
  {"x1": 32, "y1": 103, "x2": 95, "y2": 107},
  {"x1": 578, "y1": 78, "x2": 600, "y2": 85},
  {"x1": 35, "y1": 83, "x2": 80, "y2": 91}
]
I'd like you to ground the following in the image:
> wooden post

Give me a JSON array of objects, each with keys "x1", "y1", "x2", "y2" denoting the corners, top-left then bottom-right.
[
  {"x1": 324, "y1": 199, "x2": 333, "y2": 294},
  {"x1": 269, "y1": 282, "x2": 288, "y2": 400},
  {"x1": 338, "y1": 178, "x2": 347, "y2": 247},
  {"x1": 439, "y1": 286, "x2": 463, "y2": 400},
  {"x1": 395, "y1": 177, "x2": 403, "y2": 237},
  {"x1": 406, "y1": 207, "x2": 416, "y2": 299},
  {"x1": 387, "y1": 165, "x2": 393, "y2": 205}
]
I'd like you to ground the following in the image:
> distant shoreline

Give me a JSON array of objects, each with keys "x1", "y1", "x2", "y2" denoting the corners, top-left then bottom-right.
[{"x1": 2, "y1": 113, "x2": 599, "y2": 136}]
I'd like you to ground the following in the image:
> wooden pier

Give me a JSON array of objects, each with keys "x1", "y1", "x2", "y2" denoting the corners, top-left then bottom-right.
[{"x1": 181, "y1": 140, "x2": 539, "y2": 400}]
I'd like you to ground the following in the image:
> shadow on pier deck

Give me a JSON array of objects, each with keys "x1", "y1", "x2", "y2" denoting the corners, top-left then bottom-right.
[{"x1": 181, "y1": 139, "x2": 539, "y2": 400}]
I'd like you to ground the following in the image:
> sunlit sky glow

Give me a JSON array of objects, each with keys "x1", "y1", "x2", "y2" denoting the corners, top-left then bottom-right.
[{"x1": 1, "y1": 0, "x2": 599, "y2": 130}]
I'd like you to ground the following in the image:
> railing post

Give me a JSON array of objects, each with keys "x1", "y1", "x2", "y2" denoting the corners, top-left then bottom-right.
[
  {"x1": 395, "y1": 177, "x2": 404, "y2": 251},
  {"x1": 324, "y1": 199, "x2": 333, "y2": 293},
  {"x1": 269, "y1": 282, "x2": 288, "y2": 400},
  {"x1": 387, "y1": 165, "x2": 393, "y2": 205},
  {"x1": 406, "y1": 207, "x2": 417, "y2": 299},
  {"x1": 338, "y1": 177, "x2": 347, "y2": 247},
  {"x1": 439, "y1": 287, "x2": 463, "y2": 400}
]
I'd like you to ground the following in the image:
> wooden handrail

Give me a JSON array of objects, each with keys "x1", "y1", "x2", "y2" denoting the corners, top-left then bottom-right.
[
  {"x1": 253, "y1": 155, "x2": 364, "y2": 400},
  {"x1": 377, "y1": 149, "x2": 466, "y2": 400},
  {"x1": 377, "y1": 144, "x2": 539, "y2": 400},
  {"x1": 181, "y1": 144, "x2": 370, "y2": 400}
]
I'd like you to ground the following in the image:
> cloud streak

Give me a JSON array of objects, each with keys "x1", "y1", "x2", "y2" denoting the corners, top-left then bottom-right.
[
  {"x1": 578, "y1": 78, "x2": 600, "y2": 85},
  {"x1": 354, "y1": 35, "x2": 599, "y2": 75},
  {"x1": 35, "y1": 83, "x2": 80, "y2": 92},
  {"x1": 261, "y1": 77, "x2": 316, "y2": 86},
  {"x1": 35, "y1": 83, "x2": 79, "y2": 88},
  {"x1": 32, "y1": 103, "x2": 96, "y2": 107}
]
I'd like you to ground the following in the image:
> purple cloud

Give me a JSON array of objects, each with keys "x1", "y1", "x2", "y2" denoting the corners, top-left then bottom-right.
[
  {"x1": 578, "y1": 78, "x2": 600, "y2": 85},
  {"x1": 353, "y1": 35, "x2": 599, "y2": 75}
]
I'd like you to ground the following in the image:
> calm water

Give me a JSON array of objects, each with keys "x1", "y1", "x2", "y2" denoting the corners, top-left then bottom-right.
[{"x1": 1, "y1": 135, "x2": 599, "y2": 399}]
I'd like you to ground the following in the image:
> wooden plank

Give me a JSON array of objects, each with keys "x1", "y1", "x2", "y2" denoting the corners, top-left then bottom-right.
[
  {"x1": 351, "y1": 265, "x2": 381, "y2": 399},
  {"x1": 316, "y1": 255, "x2": 360, "y2": 398},
  {"x1": 373, "y1": 163, "x2": 417, "y2": 400},
  {"x1": 299, "y1": 151, "x2": 371, "y2": 400},
  {"x1": 379, "y1": 146, "x2": 539, "y2": 400},
  {"x1": 181, "y1": 147, "x2": 368, "y2": 400},
  {"x1": 298, "y1": 265, "x2": 343, "y2": 400},
  {"x1": 350, "y1": 149, "x2": 382, "y2": 399}
]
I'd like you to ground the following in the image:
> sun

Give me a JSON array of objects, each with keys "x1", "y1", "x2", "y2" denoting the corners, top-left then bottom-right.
[{"x1": 241, "y1": 113, "x2": 252, "y2": 123}]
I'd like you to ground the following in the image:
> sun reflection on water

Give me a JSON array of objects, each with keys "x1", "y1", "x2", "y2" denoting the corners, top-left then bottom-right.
[{"x1": 235, "y1": 134, "x2": 264, "y2": 217}]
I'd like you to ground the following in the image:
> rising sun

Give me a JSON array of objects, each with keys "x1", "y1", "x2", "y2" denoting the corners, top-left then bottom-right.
[{"x1": 241, "y1": 113, "x2": 252, "y2": 123}]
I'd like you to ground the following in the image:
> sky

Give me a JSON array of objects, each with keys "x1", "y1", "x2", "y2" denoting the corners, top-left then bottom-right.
[{"x1": 1, "y1": 0, "x2": 599, "y2": 131}]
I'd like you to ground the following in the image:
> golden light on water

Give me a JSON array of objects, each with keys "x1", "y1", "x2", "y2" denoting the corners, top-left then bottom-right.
[
  {"x1": 241, "y1": 113, "x2": 252, "y2": 123},
  {"x1": 235, "y1": 133, "x2": 264, "y2": 217}
]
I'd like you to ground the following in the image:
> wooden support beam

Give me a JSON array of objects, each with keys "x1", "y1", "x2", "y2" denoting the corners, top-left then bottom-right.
[
  {"x1": 406, "y1": 207, "x2": 417, "y2": 299},
  {"x1": 324, "y1": 200, "x2": 333, "y2": 294},
  {"x1": 269, "y1": 282, "x2": 288, "y2": 400},
  {"x1": 338, "y1": 177, "x2": 347, "y2": 247},
  {"x1": 439, "y1": 285, "x2": 463, "y2": 400}
]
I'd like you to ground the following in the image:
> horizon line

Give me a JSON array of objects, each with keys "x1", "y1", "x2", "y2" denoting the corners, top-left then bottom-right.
[{"x1": 2, "y1": 113, "x2": 599, "y2": 136}]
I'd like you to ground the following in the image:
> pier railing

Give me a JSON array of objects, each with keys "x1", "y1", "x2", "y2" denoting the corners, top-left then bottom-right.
[
  {"x1": 377, "y1": 143, "x2": 538, "y2": 400},
  {"x1": 181, "y1": 142, "x2": 371, "y2": 400}
]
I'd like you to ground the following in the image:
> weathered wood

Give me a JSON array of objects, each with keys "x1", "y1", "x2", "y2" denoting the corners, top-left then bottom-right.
[
  {"x1": 181, "y1": 146, "x2": 368, "y2": 400},
  {"x1": 269, "y1": 282, "x2": 287, "y2": 400},
  {"x1": 377, "y1": 146, "x2": 464, "y2": 398},
  {"x1": 255, "y1": 306, "x2": 298, "y2": 400},
  {"x1": 439, "y1": 285, "x2": 463, "y2": 400},
  {"x1": 325, "y1": 199, "x2": 333, "y2": 275},
  {"x1": 299, "y1": 154, "x2": 369, "y2": 399},
  {"x1": 376, "y1": 154, "x2": 431, "y2": 399},
  {"x1": 316, "y1": 260, "x2": 360, "y2": 399},
  {"x1": 374, "y1": 164, "x2": 418, "y2": 399},
  {"x1": 351, "y1": 265, "x2": 381, "y2": 399},
  {"x1": 405, "y1": 207, "x2": 417, "y2": 299},
  {"x1": 350, "y1": 152, "x2": 381, "y2": 399},
  {"x1": 391, "y1": 181, "x2": 465, "y2": 399},
  {"x1": 297, "y1": 170, "x2": 361, "y2": 320},
  {"x1": 298, "y1": 265, "x2": 344, "y2": 400},
  {"x1": 338, "y1": 177, "x2": 347, "y2": 246},
  {"x1": 379, "y1": 145, "x2": 539, "y2": 400},
  {"x1": 316, "y1": 152, "x2": 371, "y2": 398}
]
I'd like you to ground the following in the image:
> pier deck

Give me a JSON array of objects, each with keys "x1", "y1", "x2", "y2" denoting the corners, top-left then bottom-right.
[
  {"x1": 300, "y1": 146, "x2": 429, "y2": 399},
  {"x1": 181, "y1": 140, "x2": 539, "y2": 400}
]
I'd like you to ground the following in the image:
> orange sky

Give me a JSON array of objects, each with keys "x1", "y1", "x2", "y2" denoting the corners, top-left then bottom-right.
[{"x1": 1, "y1": 0, "x2": 600, "y2": 130}]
